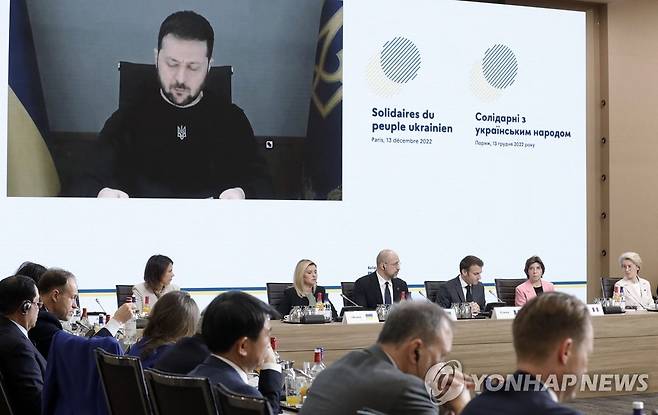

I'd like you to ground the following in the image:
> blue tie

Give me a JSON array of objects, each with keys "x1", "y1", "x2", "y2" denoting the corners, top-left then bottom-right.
[{"x1": 384, "y1": 282, "x2": 392, "y2": 305}]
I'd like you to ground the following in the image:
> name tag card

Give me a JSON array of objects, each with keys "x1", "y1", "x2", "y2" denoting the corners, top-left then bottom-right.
[
  {"x1": 492, "y1": 306, "x2": 521, "y2": 320},
  {"x1": 444, "y1": 308, "x2": 457, "y2": 321},
  {"x1": 342, "y1": 310, "x2": 380, "y2": 325},
  {"x1": 586, "y1": 304, "x2": 604, "y2": 316}
]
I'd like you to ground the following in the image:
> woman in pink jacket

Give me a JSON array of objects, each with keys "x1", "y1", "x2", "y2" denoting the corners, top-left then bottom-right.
[{"x1": 515, "y1": 256, "x2": 555, "y2": 306}]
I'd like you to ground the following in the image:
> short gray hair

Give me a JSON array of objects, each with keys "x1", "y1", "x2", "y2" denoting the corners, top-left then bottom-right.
[
  {"x1": 619, "y1": 252, "x2": 642, "y2": 269},
  {"x1": 377, "y1": 301, "x2": 452, "y2": 345}
]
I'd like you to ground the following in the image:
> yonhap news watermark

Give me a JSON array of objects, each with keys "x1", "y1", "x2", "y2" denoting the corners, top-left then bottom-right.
[{"x1": 425, "y1": 360, "x2": 649, "y2": 405}]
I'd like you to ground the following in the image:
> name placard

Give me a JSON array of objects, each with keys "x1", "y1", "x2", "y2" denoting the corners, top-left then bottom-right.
[
  {"x1": 492, "y1": 306, "x2": 521, "y2": 320},
  {"x1": 444, "y1": 308, "x2": 457, "y2": 321},
  {"x1": 342, "y1": 310, "x2": 380, "y2": 325},
  {"x1": 586, "y1": 304, "x2": 604, "y2": 316}
]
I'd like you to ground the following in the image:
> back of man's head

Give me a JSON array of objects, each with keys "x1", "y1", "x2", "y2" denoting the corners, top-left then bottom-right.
[
  {"x1": 0, "y1": 275, "x2": 37, "y2": 315},
  {"x1": 38, "y1": 268, "x2": 74, "y2": 295},
  {"x1": 158, "y1": 11, "x2": 215, "y2": 58},
  {"x1": 513, "y1": 292, "x2": 590, "y2": 364},
  {"x1": 378, "y1": 301, "x2": 452, "y2": 346},
  {"x1": 15, "y1": 261, "x2": 47, "y2": 285},
  {"x1": 202, "y1": 291, "x2": 279, "y2": 354}
]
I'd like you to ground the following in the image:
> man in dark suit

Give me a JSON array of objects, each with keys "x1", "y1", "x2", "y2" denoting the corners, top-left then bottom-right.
[
  {"x1": 189, "y1": 291, "x2": 281, "y2": 413},
  {"x1": 29, "y1": 268, "x2": 133, "y2": 359},
  {"x1": 437, "y1": 255, "x2": 486, "y2": 313},
  {"x1": 353, "y1": 249, "x2": 409, "y2": 308},
  {"x1": 462, "y1": 292, "x2": 592, "y2": 415},
  {"x1": 155, "y1": 334, "x2": 210, "y2": 374},
  {"x1": 0, "y1": 275, "x2": 47, "y2": 415},
  {"x1": 301, "y1": 301, "x2": 471, "y2": 414}
]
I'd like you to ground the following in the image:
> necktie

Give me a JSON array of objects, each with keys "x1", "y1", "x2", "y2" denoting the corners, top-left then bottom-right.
[
  {"x1": 466, "y1": 285, "x2": 473, "y2": 302},
  {"x1": 384, "y1": 281, "x2": 392, "y2": 305}
]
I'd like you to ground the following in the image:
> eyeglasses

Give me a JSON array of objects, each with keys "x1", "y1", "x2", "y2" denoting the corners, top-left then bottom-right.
[{"x1": 27, "y1": 300, "x2": 44, "y2": 309}]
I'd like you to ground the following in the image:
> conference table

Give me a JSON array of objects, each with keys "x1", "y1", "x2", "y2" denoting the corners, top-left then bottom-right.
[{"x1": 272, "y1": 311, "x2": 658, "y2": 398}]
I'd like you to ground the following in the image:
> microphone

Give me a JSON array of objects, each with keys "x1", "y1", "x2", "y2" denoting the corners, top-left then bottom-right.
[
  {"x1": 623, "y1": 288, "x2": 650, "y2": 310},
  {"x1": 95, "y1": 298, "x2": 108, "y2": 314},
  {"x1": 417, "y1": 291, "x2": 432, "y2": 302},
  {"x1": 340, "y1": 293, "x2": 361, "y2": 307},
  {"x1": 487, "y1": 289, "x2": 506, "y2": 304}
]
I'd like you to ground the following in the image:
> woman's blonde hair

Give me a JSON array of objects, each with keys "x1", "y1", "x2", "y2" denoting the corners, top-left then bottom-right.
[
  {"x1": 619, "y1": 251, "x2": 642, "y2": 271},
  {"x1": 293, "y1": 259, "x2": 316, "y2": 297}
]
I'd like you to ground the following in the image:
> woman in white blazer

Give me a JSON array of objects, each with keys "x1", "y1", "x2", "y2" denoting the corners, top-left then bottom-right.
[{"x1": 133, "y1": 254, "x2": 180, "y2": 312}]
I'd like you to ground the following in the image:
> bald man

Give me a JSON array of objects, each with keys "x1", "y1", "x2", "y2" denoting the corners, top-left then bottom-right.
[{"x1": 352, "y1": 250, "x2": 410, "y2": 308}]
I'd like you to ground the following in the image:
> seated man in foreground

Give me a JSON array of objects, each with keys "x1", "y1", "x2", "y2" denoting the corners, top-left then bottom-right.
[
  {"x1": 93, "y1": 10, "x2": 271, "y2": 199},
  {"x1": 29, "y1": 268, "x2": 133, "y2": 359},
  {"x1": 0, "y1": 275, "x2": 46, "y2": 415},
  {"x1": 462, "y1": 292, "x2": 592, "y2": 415},
  {"x1": 188, "y1": 291, "x2": 281, "y2": 413},
  {"x1": 301, "y1": 301, "x2": 470, "y2": 415}
]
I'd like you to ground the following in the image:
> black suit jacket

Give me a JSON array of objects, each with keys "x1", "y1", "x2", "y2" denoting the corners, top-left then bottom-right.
[
  {"x1": 0, "y1": 315, "x2": 47, "y2": 415},
  {"x1": 154, "y1": 334, "x2": 210, "y2": 375},
  {"x1": 462, "y1": 372, "x2": 582, "y2": 415},
  {"x1": 29, "y1": 309, "x2": 112, "y2": 360},
  {"x1": 276, "y1": 286, "x2": 338, "y2": 319},
  {"x1": 353, "y1": 272, "x2": 409, "y2": 308},
  {"x1": 436, "y1": 276, "x2": 486, "y2": 310},
  {"x1": 189, "y1": 355, "x2": 281, "y2": 414}
]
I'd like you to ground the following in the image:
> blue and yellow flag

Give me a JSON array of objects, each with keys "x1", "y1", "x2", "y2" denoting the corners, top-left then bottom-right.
[
  {"x1": 8, "y1": 0, "x2": 60, "y2": 196},
  {"x1": 304, "y1": 0, "x2": 342, "y2": 200}
]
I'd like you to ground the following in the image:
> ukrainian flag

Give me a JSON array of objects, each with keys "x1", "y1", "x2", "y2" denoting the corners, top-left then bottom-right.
[
  {"x1": 304, "y1": 0, "x2": 342, "y2": 200},
  {"x1": 8, "y1": 0, "x2": 59, "y2": 196}
]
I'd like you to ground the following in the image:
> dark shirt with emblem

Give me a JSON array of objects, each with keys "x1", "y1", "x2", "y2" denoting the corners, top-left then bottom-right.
[{"x1": 93, "y1": 90, "x2": 272, "y2": 198}]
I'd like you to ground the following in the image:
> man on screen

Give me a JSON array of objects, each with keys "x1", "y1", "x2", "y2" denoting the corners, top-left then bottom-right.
[
  {"x1": 352, "y1": 249, "x2": 410, "y2": 308},
  {"x1": 94, "y1": 10, "x2": 271, "y2": 199},
  {"x1": 436, "y1": 256, "x2": 486, "y2": 313}
]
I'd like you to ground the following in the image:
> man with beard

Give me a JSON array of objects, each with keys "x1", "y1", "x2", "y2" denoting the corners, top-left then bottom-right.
[{"x1": 95, "y1": 11, "x2": 271, "y2": 199}]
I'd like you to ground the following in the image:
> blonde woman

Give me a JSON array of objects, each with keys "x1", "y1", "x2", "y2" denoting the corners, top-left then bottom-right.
[
  {"x1": 615, "y1": 252, "x2": 653, "y2": 309},
  {"x1": 277, "y1": 259, "x2": 336, "y2": 318}
]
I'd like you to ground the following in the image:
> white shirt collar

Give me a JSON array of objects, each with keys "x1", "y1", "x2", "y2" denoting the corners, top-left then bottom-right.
[
  {"x1": 546, "y1": 387, "x2": 559, "y2": 402},
  {"x1": 459, "y1": 275, "x2": 470, "y2": 288},
  {"x1": 376, "y1": 271, "x2": 390, "y2": 286},
  {"x1": 212, "y1": 354, "x2": 249, "y2": 384},
  {"x1": 10, "y1": 319, "x2": 29, "y2": 339}
]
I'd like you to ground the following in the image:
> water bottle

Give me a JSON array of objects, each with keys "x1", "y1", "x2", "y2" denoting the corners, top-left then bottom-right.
[
  {"x1": 309, "y1": 347, "x2": 326, "y2": 378},
  {"x1": 283, "y1": 361, "x2": 300, "y2": 406},
  {"x1": 619, "y1": 287, "x2": 626, "y2": 309},
  {"x1": 632, "y1": 401, "x2": 643, "y2": 415}
]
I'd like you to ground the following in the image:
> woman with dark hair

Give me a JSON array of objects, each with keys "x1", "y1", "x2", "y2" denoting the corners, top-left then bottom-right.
[
  {"x1": 133, "y1": 254, "x2": 180, "y2": 311},
  {"x1": 515, "y1": 256, "x2": 555, "y2": 306},
  {"x1": 15, "y1": 261, "x2": 47, "y2": 285},
  {"x1": 128, "y1": 290, "x2": 199, "y2": 368}
]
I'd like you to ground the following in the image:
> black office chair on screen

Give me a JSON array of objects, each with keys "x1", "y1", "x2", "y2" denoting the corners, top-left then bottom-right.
[
  {"x1": 0, "y1": 371, "x2": 13, "y2": 415},
  {"x1": 95, "y1": 348, "x2": 152, "y2": 415},
  {"x1": 341, "y1": 281, "x2": 356, "y2": 304},
  {"x1": 423, "y1": 281, "x2": 447, "y2": 303},
  {"x1": 266, "y1": 282, "x2": 290, "y2": 312},
  {"x1": 115, "y1": 284, "x2": 134, "y2": 307},
  {"x1": 494, "y1": 278, "x2": 526, "y2": 307},
  {"x1": 601, "y1": 277, "x2": 622, "y2": 299},
  {"x1": 144, "y1": 369, "x2": 219, "y2": 415},
  {"x1": 215, "y1": 383, "x2": 271, "y2": 415},
  {"x1": 117, "y1": 61, "x2": 233, "y2": 109}
]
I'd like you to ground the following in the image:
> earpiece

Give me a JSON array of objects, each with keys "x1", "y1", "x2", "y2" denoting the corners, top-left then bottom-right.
[
  {"x1": 21, "y1": 300, "x2": 31, "y2": 314},
  {"x1": 414, "y1": 348, "x2": 420, "y2": 363}
]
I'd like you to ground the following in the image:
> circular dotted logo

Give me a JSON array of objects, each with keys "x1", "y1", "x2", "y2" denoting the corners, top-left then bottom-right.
[
  {"x1": 482, "y1": 44, "x2": 518, "y2": 89},
  {"x1": 380, "y1": 37, "x2": 421, "y2": 84},
  {"x1": 424, "y1": 360, "x2": 465, "y2": 405}
]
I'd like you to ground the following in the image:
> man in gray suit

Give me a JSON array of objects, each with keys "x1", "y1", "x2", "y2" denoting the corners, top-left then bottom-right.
[{"x1": 301, "y1": 301, "x2": 471, "y2": 415}]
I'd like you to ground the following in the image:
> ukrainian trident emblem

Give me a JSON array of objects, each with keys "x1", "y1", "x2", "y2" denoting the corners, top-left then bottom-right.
[{"x1": 177, "y1": 125, "x2": 187, "y2": 140}]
